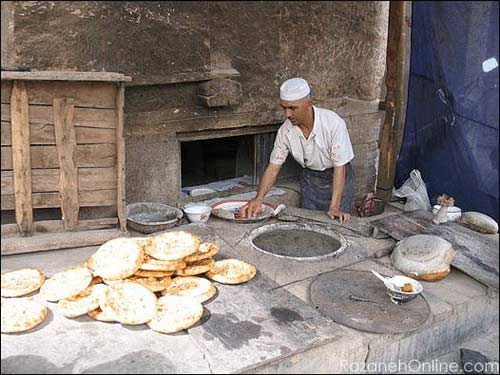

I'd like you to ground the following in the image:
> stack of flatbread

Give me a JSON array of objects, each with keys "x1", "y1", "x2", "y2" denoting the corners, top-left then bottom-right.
[{"x1": 1, "y1": 230, "x2": 257, "y2": 335}]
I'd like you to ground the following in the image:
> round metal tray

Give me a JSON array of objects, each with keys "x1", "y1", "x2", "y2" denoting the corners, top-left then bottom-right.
[{"x1": 126, "y1": 202, "x2": 183, "y2": 234}]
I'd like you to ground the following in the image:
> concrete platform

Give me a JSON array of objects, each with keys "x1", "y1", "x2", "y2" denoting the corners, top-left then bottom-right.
[{"x1": 2, "y1": 207, "x2": 498, "y2": 374}]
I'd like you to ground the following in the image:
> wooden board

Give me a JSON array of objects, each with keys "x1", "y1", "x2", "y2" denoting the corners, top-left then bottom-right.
[
  {"x1": 2, "y1": 144, "x2": 116, "y2": 170},
  {"x1": 53, "y1": 97, "x2": 79, "y2": 229},
  {"x1": 1, "y1": 168, "x2": 117, "y2": 194},
  {"x1": 1, "y1": 189, "x2": 117, "y2": 210},
  {"x1": 1, "y1": 218, "x2": 118, "y2": 238},
  {"x1": 1, "y1": 228, "x2": 124, "y2": 255},
  {"x1": 1, "y1": 71, "x2": 131, "y2": 82},
  {"x1": 1, "y1": 121, "x2": 116, "y2": 145},
  {"x1": 10, "y1": 80, "x2": 33, "y2": 235},
  {"x1": 1, "y1": 104, "x2": 117, "y2": 128},
  {"x1": 116, "y1": 83, "x2": 126, "y2": 232},
  {"x1": 371, "y1": 210, "x2": 499, "y2": 289}
]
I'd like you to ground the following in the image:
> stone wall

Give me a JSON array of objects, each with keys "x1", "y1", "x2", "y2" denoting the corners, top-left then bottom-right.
[{"x1": 2, "y1": 1, "x2": 389, "y2": 207}]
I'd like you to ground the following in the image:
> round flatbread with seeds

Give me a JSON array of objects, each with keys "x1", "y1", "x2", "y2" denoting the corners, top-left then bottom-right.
[
  {"x1": 87, "y1": 238, "x2": 144, "y2": 281},
  {"x1": 134, "y1": 269, "x2": 175, "y2": 278},
  {"x1": 176, "y1": 258, "x2": 215, "y2": 277},
  {"x1": 205, "y1": 259, "x2": 256, "y2": 284},
  {"x1": 183, "y1": 243, "x2": 219, "y2": 262},
  {"x1": 127, "y1": 276, "x2": 173, "y2": 293},
  {"x1": 161, "y1": 276, "x2": 216, "y2": 303},
  {"x1": 101, "y1": 281, "x2": 157, "y2": 325},
  {"x1": 58, "y1": 284, "x2": 107, "y2": 318},
  {"x1": 1, "y1": 297, "x2": 48, "y2": 333},
  {"x1": 39, "y1": 264, "x2": 92, "y2": 302},
  {"x1": 140, "y1": 256, "x2": 186, "y2": 272},
  {"x1": 147, "y1": 231, "x2": 201, "y2": 261},
  {"x1": 147, "y1": 295, "x2": 204, "y2": 334},
  {"x1": 1, "y1": 268, "x2": 45, "y2": 297}
]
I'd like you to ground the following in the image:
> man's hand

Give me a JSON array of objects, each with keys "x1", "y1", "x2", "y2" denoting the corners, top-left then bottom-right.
[
  {"x1": 327, "y1": 205, "x2": 351, "y2": 223},
  {"x1": 239, "y1": 198, "x2": 263, "y2": 218}
]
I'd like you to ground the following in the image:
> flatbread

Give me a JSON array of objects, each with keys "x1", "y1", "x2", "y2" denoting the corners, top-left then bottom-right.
[
  {"x1": 183, "y1": 243, "x2": 219, "y2": 262},
  {"x1": 161, "y1": 276, "x2": 216, "y2": 303},
  {"x1": 147, "y1": 295, "x2": 204, "y2": 334},
  {"x1": 176, "y1": 258, "x2": 215, "y2": 277},
  {"x1": 101, "y1": 281, "x2": 157, "y2": 325},
  {"x1": 134, "y1": 270, "x2": 175, "y2": 278},
  {"x1": 39, "y1": 264, "x2": 92, "y2": 302},
  {"x1": 140, "y1": 255, "x2": 186, "y2": 272},
  {"x1": 1, "y1": 268, "x2": 45, "y2": 297},
  {"x1": 147, "y1": 231, "x2": 201, "y2": 261},
  {"x1": 205, "y1": 259, "x2": 256, "y2": 284},
  {"x1": 1, "y1": 297, "x2": 48, "y2": 333},
  {"x1": 88, "y1": 307, "x2": 117, "y2": 322},
  {"x1": 58, "y1": 284, "x2": 107, "y2": 318},
  {"x1": 87, "y1": 237, "x2": 144, "y2": 281},
  {"x1": 127, "y1": 276, "x2": 173, "y2": 293}
]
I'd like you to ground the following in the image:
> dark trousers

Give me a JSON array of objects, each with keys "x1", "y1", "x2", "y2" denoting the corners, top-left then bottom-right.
[{"x1": 300, "y1": 162, "x2": 355, "y2": 213}]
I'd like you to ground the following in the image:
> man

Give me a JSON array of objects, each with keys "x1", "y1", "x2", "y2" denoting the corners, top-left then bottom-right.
[{"x1": 240, "y1": 77, "x2": 355, "y2": 223}]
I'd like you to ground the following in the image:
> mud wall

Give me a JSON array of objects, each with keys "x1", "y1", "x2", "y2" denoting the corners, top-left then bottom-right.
[{"x1": 2, "y1": 1, "x2": 389, "y2": 207}]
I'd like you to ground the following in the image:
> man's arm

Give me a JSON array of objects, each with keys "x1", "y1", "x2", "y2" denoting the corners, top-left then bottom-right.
[
  {"x1": 327, "y1": 164, "x2": 351, "y2": 223},
  {"x1": 240, "y1": 162, "x2": 282, "y2": 218}
]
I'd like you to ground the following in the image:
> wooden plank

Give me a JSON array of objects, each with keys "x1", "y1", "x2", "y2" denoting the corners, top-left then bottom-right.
[
  {"x1": 1, "y1": 71, "x2": 131, "y2": 82},
  {"x1": 10, "y1": 80, "x2": 33, "y2": 235},
  {"x1": 1, "y1": 228, "x2": 125, "y2": 255},
  {"x1": 376, "y1": 1, "x2": 412, "y2": 201},
  {"x1": 1, "y1": 144, "x2": 116, "y2": 170},
  {"x1": 1, "y1": 121, "x2": 116, "y2": 146},
  {"x1": 1, "y1": 218, "x2": 118, "y2": 238},
  {"x1": 2, "y1": 167, "x2": 117, "y2": 194},
  {"x1": 1, "y1": 189, "x2": 117, "y2": 210},
  {"x1": 116, "y1": 83, "x2": 126, "y2": 232},
  {"x1": 2, "y1": 104, "x2": 117, "y2": 128},
  {"x1": 53, "y1": 97, "x2": 79, "y2": 229},
  {"x1": 1, "y1": 81, "x2": 12, "y2": 103},
  {"x1": 371, "y1": 210, "x2": 499, "y2": 289}
]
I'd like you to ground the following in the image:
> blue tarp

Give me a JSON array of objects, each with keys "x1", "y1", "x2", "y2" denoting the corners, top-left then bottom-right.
[{"x1": 395, "y1": 1, "x2": 499, "y2": 221}]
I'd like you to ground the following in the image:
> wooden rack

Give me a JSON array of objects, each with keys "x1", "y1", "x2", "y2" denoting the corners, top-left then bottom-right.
[{"x1": 1, "y1": 71, "x2": 131, "y2": 255}]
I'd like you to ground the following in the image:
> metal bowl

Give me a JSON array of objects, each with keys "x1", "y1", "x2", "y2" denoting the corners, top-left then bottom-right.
[
  {"x1": 385, "y1": 275, "x2": 423, "y2": 305},
  {"x1": 126, "y1": 202, "x2": 183, "y2": 234}
]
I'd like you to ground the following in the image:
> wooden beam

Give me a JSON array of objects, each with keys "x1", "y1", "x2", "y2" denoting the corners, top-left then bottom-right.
[
  {"x1": 1, "y1": 71, "x2": 131, "y2": 82},
  {"x1": 1, "y1": 218, "x2": 118, "y2": 238},
  {"x1": 53, "y1": 97, "x2": 79, "y2": 229},
  {"x1": 376, "y1": 1, "x2": 412, "y2": 201},
  {"x1": 1, "y1": 228, "x2": 125, "y2": 255},
  {"x1": 10, "y1": 80, "x2": 33, "y2": 235},
  {"x1": 116, "y1": 83, "x2": 126, "y2": 232}
]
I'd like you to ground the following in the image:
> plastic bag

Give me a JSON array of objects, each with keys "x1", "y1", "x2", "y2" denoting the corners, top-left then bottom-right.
[{"x1": 393, "y1": 169, "x2": 432, "y2": 211}]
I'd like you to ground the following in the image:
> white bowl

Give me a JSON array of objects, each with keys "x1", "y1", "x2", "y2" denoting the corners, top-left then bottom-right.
[
  {"x1": 385, "y1": 275, "x2": 423, "y2": 304},
  {"x1": 184, "y1": 205, "x2": 212, "y2": 223},
  {"x1": 432, "y1": 205, "x2": 462, "y2": 221}
]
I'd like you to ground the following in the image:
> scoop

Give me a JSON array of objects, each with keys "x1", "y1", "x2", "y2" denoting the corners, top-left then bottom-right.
[{"x1": 371, "y1": 270, "x2": 398, "y2": 290}]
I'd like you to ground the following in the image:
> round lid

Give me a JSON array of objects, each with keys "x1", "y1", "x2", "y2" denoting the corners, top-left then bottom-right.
[{"x1": 395, "y1": 234, "x2": 452, "y2": 263}]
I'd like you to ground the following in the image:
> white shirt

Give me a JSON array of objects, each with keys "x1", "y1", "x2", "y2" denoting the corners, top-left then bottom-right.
[{"x1": 269, "y1": 105, "x2": 354, "y2": 170}]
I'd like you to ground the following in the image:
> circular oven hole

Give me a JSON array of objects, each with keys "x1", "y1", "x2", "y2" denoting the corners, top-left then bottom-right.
[{"x1": 249, "y1": 223, "x2": 348, "y2": 261}]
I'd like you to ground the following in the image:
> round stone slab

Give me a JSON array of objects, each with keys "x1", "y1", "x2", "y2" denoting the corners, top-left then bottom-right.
[{"x1": 309, "y1": 269, "x2": 430, "y2": 334}]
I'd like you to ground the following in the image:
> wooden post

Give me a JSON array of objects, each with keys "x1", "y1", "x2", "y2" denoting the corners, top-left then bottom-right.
[
  {"x1": 376, "y1": 1, "x2": 412, "y2": 202},
  {"x1": 10, "y1": 80, "x2": 33, "y2": 235},
  {"x1": 53, "y1": 97, "x2": 79, "y2": 229},
  {"x1": 116, "y1": 83, "x2": 127, "y2": 232}
]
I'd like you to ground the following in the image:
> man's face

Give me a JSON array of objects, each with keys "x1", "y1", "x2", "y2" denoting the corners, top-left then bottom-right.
[{"x1": 280, "y1": 97, "x2": 312, "y2": 126}]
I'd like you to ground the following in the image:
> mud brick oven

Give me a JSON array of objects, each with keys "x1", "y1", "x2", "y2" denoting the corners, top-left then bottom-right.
[{"x1": 1, "y1": 1, "x2": 389, "y2": 210}]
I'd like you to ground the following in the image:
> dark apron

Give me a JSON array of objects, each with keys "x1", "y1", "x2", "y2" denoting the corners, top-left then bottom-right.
[{"x1": 300, "y1": 162, "x2": 355, "y2": 213}]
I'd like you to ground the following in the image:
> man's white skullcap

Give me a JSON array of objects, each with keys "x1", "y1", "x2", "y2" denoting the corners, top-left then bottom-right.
[{"x1": 280, "y1": 77, "x2": 311, "y2": 101}]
